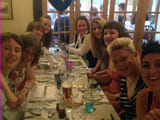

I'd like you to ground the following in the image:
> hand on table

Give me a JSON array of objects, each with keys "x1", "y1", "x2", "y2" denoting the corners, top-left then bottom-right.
[
  {"x1": 86, "y1": 72, "x2": 95, "y2": 78},
  {"x1": 90, "y1": 68, "x2": 96, "y2": 73}
]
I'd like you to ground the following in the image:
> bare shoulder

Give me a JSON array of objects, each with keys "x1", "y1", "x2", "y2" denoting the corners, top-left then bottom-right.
[
  {"x1": 136, "y1": 88, "x2": 148, "y2": 120},
  {"x1": 136, "y1": 88, "x2": 147, "y2": 107}
]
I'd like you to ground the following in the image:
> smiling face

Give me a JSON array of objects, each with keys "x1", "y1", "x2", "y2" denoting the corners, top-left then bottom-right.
[
  {"x1": 32, "y1": 28, "x2": 43, "y2": 39},
  {"x1": 142, "y1": 53, "x2": 160, "y2": 91},
  {"x1": 111, "y1": 48, "x2": 137, "y2": 77},
  {"x1": 41, "y1": 18, "x2": 51, "y2": 34},
  {"x1": 77, "y1": 19, "x2": 88, "y2": 36},
  {"x1": 92, "y1": 22, "x2": 103, "y2": 40},
  {"x1": 1, "y1": 38, "x2": 22, "y2": 75},
  {"x1": 21, "y1": 47, "x2": 36, "y2": 64},
  {"x1": 103, "y1": 28, "x2": 119, "y2": 46}
]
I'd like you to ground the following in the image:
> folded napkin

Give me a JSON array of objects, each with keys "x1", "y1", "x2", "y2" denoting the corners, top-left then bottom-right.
[
  {"x1": 33, "y1": 85, "x2": 45, "y2": 98},
  {"x1": 45, "y1": 86, "x2": 57, "y2": 99}
]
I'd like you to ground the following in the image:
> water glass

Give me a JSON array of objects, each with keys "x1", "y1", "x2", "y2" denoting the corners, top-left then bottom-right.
[{"x1": 71, "y1": 105, "x2": 87, "y2": 120}]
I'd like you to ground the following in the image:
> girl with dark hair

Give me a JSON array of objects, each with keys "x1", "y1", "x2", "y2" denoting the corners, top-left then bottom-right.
[
  {"x1": 60, "y1": 16, "x2": 97, "y2": 67},
  {"x1": 136, "y1": 41, "x2": 160, "y2": 120}
]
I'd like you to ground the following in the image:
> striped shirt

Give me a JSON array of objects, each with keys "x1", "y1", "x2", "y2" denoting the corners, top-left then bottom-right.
[{"x1": 119, "y1": 76, "x2": 146, "y2": 120}]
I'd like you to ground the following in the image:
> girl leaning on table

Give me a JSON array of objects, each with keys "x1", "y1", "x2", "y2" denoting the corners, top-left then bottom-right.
[
  {"x1": 1, "y1": 32, "x2": 35, "y2": 120},
  {"x1": 8, "y1": 32, "x2": 41, "y2": 94},
  {"x1": 107, "y1": 37, "x2": 146, "y2": 120},
  {"x1": 136, "y1": 41, "x2": 160, "y2": 120}
]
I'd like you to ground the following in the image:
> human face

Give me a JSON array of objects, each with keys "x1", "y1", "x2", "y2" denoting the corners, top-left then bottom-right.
[
  {"x1": 77, "y1": 20, "x2": 88, "y2": 36},
  {"x1": 41, "y1": 18, "x2": 51, "y2": 34},
  {"x1": 103, "y1": 28, "x2": 119, "y2": 46},
  {"x1": 32, "y1": 28, "x2": 43, "y2": 39},
  {"x1": 111, "y1": 48, "x2": 137, "y2": 77},
  {"x1": 142, "y1": 53, "x2": 160, "y2": 91},
  {"x1": 92, "y1": 22, "x2": 103, "y2": 40},
  {"x1": 22, "y1": 47, "x2": 36, "y2": 64},
  {"x1": 1, "y1": 38, "x2": 22, "y2": 74}
]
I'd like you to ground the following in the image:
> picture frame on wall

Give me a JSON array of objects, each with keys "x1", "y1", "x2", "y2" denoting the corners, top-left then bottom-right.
[{"x1": 1, "y1": 0, "x2": 13, "y2": 19}]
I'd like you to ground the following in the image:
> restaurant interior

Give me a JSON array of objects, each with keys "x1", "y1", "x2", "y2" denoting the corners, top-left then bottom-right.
[
  {"x1": 1, "y1": 0, "x2": 160, "y2": 120},
  {"x1": 1, "y1": 0, "x2": 160, "y2": 51}
]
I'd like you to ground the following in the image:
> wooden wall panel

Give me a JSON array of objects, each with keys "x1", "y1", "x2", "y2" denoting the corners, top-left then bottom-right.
[
  {"x1": 109, "y1": 0, "x2": 115, "y2": 21},
  {"x1": 134, "y1": 0, "x2": 148, "y2": 52}
]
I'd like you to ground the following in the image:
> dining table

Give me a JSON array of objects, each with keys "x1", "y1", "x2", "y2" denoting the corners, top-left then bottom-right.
[{"x1": 23, "y1": 47, "x2": 121, "y2": 120}]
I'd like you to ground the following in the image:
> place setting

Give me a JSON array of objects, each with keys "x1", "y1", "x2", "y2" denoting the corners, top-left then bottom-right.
[{"x1": 23, "y1": 50, "x2": 121, "y2": 120}]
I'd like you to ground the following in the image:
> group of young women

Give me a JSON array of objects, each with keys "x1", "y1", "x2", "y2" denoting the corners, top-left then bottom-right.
[
  {"x1": 60, "y1": 16, "x2": 160, "y2": 120},
  {"x1": 1, "y1": 32, "x2": 38, "y2": 120},
  {"x1": 1, "y1": 15, "x2": 52, "y2": 120},
  {"x1": 1, "y1": 14, "x2": 160, "y2": 120}
]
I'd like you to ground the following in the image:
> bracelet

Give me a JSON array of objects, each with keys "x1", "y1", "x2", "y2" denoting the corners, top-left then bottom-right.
[{"x1": 24, "y1": 86, "x2": 30, "y2": 91}]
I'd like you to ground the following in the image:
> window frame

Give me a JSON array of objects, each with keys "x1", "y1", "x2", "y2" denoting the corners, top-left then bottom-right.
[{"x1": 42, "y1": 0, "x2": 160, "y2": 52}]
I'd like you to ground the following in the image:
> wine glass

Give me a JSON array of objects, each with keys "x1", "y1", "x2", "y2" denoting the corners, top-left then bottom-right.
[{"x1": 71, "y1": 105, "x2": 87, "y2": 120}]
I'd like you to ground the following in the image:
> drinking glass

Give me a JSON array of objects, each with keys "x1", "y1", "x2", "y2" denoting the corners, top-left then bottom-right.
[
  {"x1": 71, "y1": 105, "x2": 87, "y2": 120},
  {"x1": 61, "y1": 76, "x2": 72, "y2": 100}
]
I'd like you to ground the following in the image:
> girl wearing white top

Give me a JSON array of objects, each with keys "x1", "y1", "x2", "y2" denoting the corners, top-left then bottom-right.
[{"x1": 60, "y1": 16, "x2": 97, "y2": 67}]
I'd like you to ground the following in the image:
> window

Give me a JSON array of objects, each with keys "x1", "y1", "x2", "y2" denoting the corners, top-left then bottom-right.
[{"x1": 43, "y1": 0, "x2": 160, "y2": 51}]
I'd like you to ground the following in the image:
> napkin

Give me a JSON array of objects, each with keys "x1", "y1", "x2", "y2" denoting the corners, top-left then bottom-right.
[
  {"x1": 33, "y1": 85, "x2": 45, "y2": 98},
  {"x1": 45, "y1": 86, "x2": 57, "y2": 99}
]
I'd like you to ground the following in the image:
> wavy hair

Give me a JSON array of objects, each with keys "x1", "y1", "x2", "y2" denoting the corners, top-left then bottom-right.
[
  {"x1": 90, "y1": 17, "x2": 106, "y2": 58},
  {"x1": 103, "y1": 21, "x2": 128, "y2": 38}
]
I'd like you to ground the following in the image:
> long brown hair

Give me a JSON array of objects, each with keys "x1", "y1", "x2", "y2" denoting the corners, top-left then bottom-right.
[
  {"x1": 39, "y1": 15, "x2": 53, "y2": 48},
  {"x1": 90, "y1": 17, "x2": 106, "y2": 58}
]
